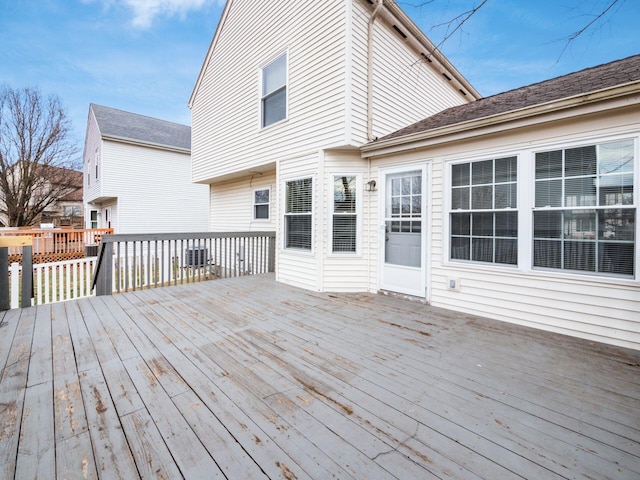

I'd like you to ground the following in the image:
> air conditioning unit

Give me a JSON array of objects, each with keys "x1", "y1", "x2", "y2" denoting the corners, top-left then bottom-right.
[{"x1": 185, "y1": 247, "x2": 208, "y2": 267}]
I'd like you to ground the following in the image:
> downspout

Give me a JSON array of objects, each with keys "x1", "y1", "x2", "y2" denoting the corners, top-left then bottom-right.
[{"x1": 367, "y1": 0, "x2": 384, "y2": 141}]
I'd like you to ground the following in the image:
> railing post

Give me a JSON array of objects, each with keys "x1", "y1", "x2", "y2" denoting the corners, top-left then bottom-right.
[
  {"x1": 268, "y1": 234, "x2": 276, "y2": 273},
  {"x1": 95, "y1": 242, "x2": 113, "y2": 296},
  {"x1": 21, "y1": 245, "x2": 32, "y2": 308},
  {"x1": 0, "y1": 247, "x2": 8, "y2": 310}
]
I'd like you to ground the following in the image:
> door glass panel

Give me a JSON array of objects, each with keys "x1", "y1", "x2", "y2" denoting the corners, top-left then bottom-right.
[{"x1": 385, "y1": 171, "x2": 422, "y2": 267}]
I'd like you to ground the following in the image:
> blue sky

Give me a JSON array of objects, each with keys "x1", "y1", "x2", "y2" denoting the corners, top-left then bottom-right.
[{"x1": 1, "y1": 0, "x2": 638, "y2": 159}]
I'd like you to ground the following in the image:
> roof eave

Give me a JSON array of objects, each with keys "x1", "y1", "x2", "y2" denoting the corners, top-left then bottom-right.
[
  {"x1": 361, "y1": 81, "x2": 640, "y2": 157},
  {"x1": 102, "y1": 135, "x2": 191, "y2": 155}
]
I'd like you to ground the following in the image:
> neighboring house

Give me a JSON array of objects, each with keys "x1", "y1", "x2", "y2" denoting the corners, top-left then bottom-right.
[
  {"x1": 38, "y1": 167, "x2": 84, "y2": 227},
  {"x1": 362, "y1": 54, "x2": 640, "y2": 350},
  {"x1": 190, "y1": 1, "x2": 639, "y2": 350},
  {"x1": 83, "y1": 104, "x2": 209, "y2": 234},
  {"x1": 0, "y1": 165, "x2": 83, "y2": 228},
  {"x1": 189, "y1": 0, "x2": 479, "y2": 292}
]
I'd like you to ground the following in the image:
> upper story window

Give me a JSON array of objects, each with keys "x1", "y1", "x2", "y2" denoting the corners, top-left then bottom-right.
[
  {"x1": 95, "y1": 151, "x2": 100, "y2": 179},
  {"x1": 261, "y1": 53, "x2": 287, "y2": 128},
  {"x1": 332, "y1": 176, "x2": 358, "y2": 253},
  {"x1": 285, "y1": 178, "x2": 312, "y2": 250},
  {"x1": 450, "y1": 157, "x2": 518, "y2": 265},
  {"x1": 253, "y1": 188, "x2": 270, "y2": 220},
  {"x1": 533, "y1": 139, "x2": 635, "y2": 277}
]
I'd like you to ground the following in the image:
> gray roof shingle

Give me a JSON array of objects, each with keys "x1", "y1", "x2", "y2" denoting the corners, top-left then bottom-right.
[
  {"x1": 377, "y1": 54, "x2": 640, "y2": 142},
  {"x1": 91, "y1": 104, "x2": 191, "y2": 150}
]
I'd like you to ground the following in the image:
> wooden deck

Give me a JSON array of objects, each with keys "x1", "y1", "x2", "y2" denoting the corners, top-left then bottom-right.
[{"x1": 1, "y1": 275, "x2": 638, "y2": 479}]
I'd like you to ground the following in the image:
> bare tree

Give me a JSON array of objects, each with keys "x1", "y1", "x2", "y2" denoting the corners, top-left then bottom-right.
[
  {"x1": 401, "y1": 0, "x2": 626, "y2": 61},
  {"x1": 0, "y1": 86, "x2": 79, "y2": 227}
]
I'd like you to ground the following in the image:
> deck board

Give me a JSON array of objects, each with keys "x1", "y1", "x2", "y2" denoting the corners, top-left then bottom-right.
[{"x1": 1, "y1": 274, "x2": 639, "y2": 479}]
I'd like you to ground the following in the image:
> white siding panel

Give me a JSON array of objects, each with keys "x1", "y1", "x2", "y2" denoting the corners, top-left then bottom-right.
[
  {"x1": 321, "y1": 151, "x2": 372, "y2": 291},
  {"x1": 191, "y1": 0, "x2": 349, "y2": 183},
  {"x1": 277, "y1": 153, "x2": 320, "y2": 291},
  {"x1": 369, "y1": 19, "x2": 467, "y2": 139},
  {"x1": 99, "y1": 141, "x2": 209, "y2": 234},
  {"x1": 210, "y1": 171, "x2": 277, "y2": 232},
  {"x1": 82, "y1": 109, "x2": 103, "y2": 206},
  {"x1": 368, "y1": 108, "x2": 640, "y2": 349}
]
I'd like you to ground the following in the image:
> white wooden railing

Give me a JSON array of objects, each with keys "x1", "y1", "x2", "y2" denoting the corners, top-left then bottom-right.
[{"x1": 7, "y1": 257, "x2": 97, "y2": 308}]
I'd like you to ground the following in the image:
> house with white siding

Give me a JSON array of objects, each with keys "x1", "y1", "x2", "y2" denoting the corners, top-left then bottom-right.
[
  {"x1": 189, "y1": 0, "x2": 478, "y2": 291},
  {"x1": 362, "y1": 54, "x2": 640, "y2": 350},
  {"x1": 190, "y1": 0, "x2": 639, "y2": 350},
  {"x1": 83, "y1": 104, "x2": 209, "y2": 234}
]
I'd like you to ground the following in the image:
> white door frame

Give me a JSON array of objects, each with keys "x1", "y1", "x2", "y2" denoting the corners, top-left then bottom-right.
[{"x1": 377, "y1": 163, "x2": 430, "y2": 299}]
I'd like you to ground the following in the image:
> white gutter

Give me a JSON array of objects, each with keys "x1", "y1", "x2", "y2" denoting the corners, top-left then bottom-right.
[
  {"x1": 366, "y1": 0, "x2": 384, "y2": 141},
  {"x1": 361, "y1": 81, "x2": 640, "y2": 156}
]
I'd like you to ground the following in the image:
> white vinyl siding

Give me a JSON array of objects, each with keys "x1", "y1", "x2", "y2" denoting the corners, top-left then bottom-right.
[
  {"x1": 370, "y1": 21, "x2": 466, "y2": 138},
  {"x1": 95, "y1": 141, "x2": 209, "y2": 234},
  {"x1": 191, "y1": 0, "x2": 473, "y2": 183},
  {"x1": 191, "y1": 0, "x2": 348, "y2": 183},
  {"x1": 210, "y1": 172, "x2": 276, "y2": 232},
  {"x1": 368, "y1": 107, "x2": 640, "y2": 350}
]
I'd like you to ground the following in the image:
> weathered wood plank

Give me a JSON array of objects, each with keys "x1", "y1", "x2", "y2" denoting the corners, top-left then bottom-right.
[
  {"x1": 51, "y1": 301, "x2": 90, "y2": 444},
  {"x1": 15, "y1": 381, "x2": 55, "y2": 479},
  {"x1": 119, "y1": 408, "x2": 182, "y2": 480},
  {"x1": 0, "y1": 307, "x2": 36, "y2": 478},
  {"x1": 122, "y1": 356, "x2": 225, "y2": 479},
  {"x1": 56, "y1": 431, "x2": 98, "y2": 480},
  {"x1": 78, "y1": 366, "x2": 139, "y2": 479}
]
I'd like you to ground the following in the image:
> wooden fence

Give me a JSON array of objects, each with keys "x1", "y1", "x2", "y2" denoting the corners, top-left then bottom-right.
[{"x1": 0, "y1": 227, "x2": 112, "y2": 263}]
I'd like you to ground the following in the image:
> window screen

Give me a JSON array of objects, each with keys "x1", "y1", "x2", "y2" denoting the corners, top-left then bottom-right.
[
  {"x1": 332, "y1": 176, "x2": 357, "y2": 253},
  {"x1": 254, "y1": 188, "x2": 270, "y2": 220},
  {"x1": 285, "y1": 178, "x2": 312, "y2": 250},
  {"x1": 534, "y1": 140, "x2": 635, "y2": 277},
  {"x1": 450, "y1": 157, "x2": 518, "y2": 265},
  {"x1": 262, "y1": 54, "x2": 287, "y2": 128}
]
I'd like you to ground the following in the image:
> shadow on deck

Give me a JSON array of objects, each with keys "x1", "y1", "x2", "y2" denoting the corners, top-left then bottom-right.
[{"x1": 0, "y1": 274, "x2": 638, "y2": 479}]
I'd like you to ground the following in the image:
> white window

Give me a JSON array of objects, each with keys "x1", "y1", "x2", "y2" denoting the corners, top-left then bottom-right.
[
  {"x1": 332, "y1": 175, "x2": 358, "y2": 253},
  {"x1": 253, "y1": 188, "x2": 270, "y2": 220},
  {"x1": 64, "y1": 205, "x2": 82, "y2": 217},
  {"x1": 533, "y1": 139, "x2": 635, "y2": 277},
  {"x1": 284, "y1": 178, "x2": 312, "y2": 250},
  {"x1": 90, "y1": 210, "x2": 98, "y2": 229},
  {"x1": 95, "y1": 150, "x2": 100, "y2": 179},
  {"x1": 450, "y1": 157, "x2": 518, "y2": 265},
  {"x1": 261, "y1": 53, "x2": 287, "y2": 128}
]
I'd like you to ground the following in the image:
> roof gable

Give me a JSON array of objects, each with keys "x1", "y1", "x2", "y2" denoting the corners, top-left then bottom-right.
[
  {"x1": 90, "y1": 104, "x2": 191, "y2": 151},
  {"x1": 377, "y1": 54, "x2": 640, "y2": 142}
]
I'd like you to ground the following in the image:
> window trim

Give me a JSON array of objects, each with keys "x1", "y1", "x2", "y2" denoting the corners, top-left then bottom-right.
[
  {"x1": 447, "y1": 155, "x2": 520, "y2": 267},
  {"x1": 328, "y1": 173, "x2": 362, "y2": 256},
  {"x1": 531, "y1": 138, "x2": 636, "y2": 278},
  {"x1": 283, "y1": 176, "x2": 313, "y2": 253},
  {"x1": 260, "y1": 51, "x2": 288, "y2": 129},
  {"x1": 443, "y1": 135, "x2": 637, "y2": 282},
  {"x1": 253, "y1": 187, "x2": 271, "y2": 221}
]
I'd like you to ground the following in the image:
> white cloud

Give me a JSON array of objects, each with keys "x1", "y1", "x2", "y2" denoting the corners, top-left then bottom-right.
[{"x1": 84, "y1": 0, "x2": 224, "y2": 28}]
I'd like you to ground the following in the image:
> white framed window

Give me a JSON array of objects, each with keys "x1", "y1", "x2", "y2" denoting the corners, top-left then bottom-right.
[
  {"x1": 450, "y1": 156, "x2": 518, "y2": 265},
  {"x1": 253, "y1": 188, "x2": 270, "y2": 220},
  {"x1": 95, "y1": 150, "x2": 100, "y2": 179},
  {"x1": 90, "y1": 210, "x2": 98, "y2": 229},
  {"x1": 284, "y1": 178, "x2": 312, "y2": 250},
  {"x1": 533, "y1": 139, "x2": 635, "y2": 277},
  {"x1": 261, "y1": 53, "x2": 287, "y2": 128},
  {"x1": 331, "y1": 175, "x2": 359, "y2": 254}
]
